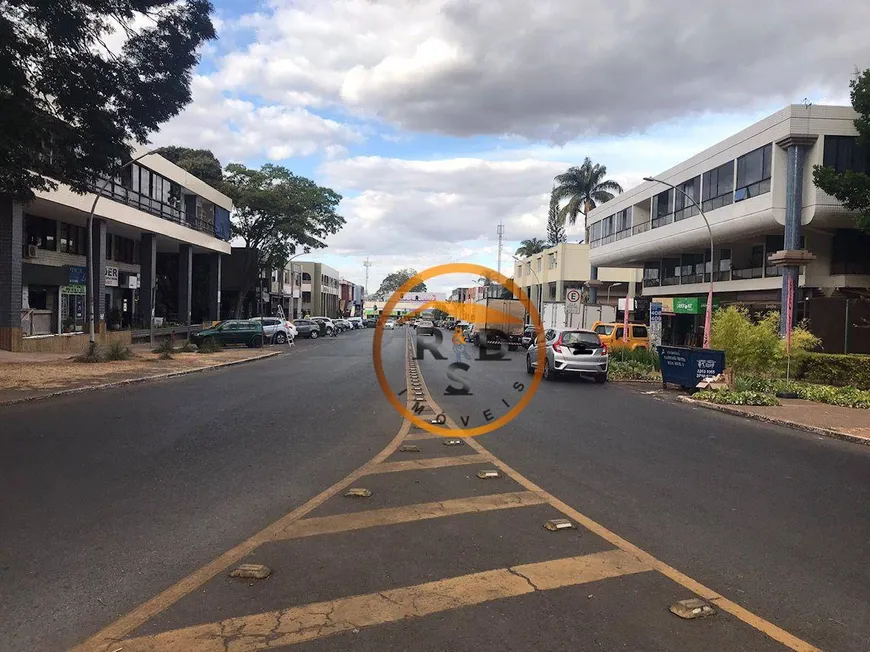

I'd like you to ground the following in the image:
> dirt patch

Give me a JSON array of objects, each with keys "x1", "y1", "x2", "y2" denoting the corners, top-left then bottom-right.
[{"x1": 0, "y1": 349, "x2": 278, "y2": 393}]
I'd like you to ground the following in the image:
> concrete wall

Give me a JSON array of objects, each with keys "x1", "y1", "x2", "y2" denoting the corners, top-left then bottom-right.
[{"x1": 20, "y1": 329, "x2": 131, "y2": 353}]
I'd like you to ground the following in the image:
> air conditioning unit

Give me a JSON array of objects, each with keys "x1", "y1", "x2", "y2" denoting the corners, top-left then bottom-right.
[{"x1": 25, "y1": 244, "x2": 38, "y2": 258}]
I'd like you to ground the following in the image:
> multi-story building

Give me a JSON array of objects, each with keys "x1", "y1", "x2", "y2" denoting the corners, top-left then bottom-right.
[
  {"x1": 1, "y1": 149, "x2": 232, "y2": 351},
  {"x1": 587, "y1": 104, "x2": 870, "y2": 349},
  {"x1": 513, "y1": 242, "x2": 641, "y2": 317},
  {"x1": 339, "y1": 279, "x2": 365, "y2": 317},
  {"x1": 300, "y1": 262, "x2": 340, "y2": 317}
]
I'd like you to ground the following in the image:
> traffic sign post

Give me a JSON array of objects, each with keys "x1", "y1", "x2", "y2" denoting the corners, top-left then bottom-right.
[{"x1": 565, "y1": 288, "x2": 582, "y2": 314}]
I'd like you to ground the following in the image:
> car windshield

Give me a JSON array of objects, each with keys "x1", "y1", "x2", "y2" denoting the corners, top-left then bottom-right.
[{"x1": 561, "y1": 331, "x2": 601, "y2": 347}]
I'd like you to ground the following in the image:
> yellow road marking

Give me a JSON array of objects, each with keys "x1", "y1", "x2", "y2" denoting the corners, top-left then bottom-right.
[
  {"x1": 273, "y1": 491, "x2": 547, "y2": 541},
  {"x1": 372, "y1": 453, "x2": 486, "y2": 473},
  {"x1": 100, "y1": 550, "x2": 649, "y2": 652}
]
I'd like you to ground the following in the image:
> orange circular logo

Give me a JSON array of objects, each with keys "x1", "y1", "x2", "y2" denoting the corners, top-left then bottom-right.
[{"x1": 372, "y1": 263, "x2": 546, "y2": 436}]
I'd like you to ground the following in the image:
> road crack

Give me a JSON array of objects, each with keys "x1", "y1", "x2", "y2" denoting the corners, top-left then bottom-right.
[{"x1": 507, "y1": 566, "x2": 540, "y2": 591}]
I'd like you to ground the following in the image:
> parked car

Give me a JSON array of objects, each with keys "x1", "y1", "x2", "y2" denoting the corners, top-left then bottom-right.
[
  {"x1": 191, "y1": 320, "x2": 265, "y2": 348},
  {"x1": 310, "y1": 317, "x2": 336, "y2": 335},
  {"x1": 592, "y1": 322, "x2": 650, "y2": 351},
  {"x1": 347, "y1": 317, "x2": 363, "y2": 329},
  {"x1": 417, "y1": 319, "x2": 436, "y2": 336},
  {"x1": 364, "y1": 317, "x2": 377, "y2": 328},
  {"x1": 293, "y1": 319, "x2": 321, "y2": 339},
  {"x1": 384, "y1": 319, "x2": 396, "y2": 330},
  {"x1": 250, "y1": 317, "x2": 297, "y2": 344},
  {"x1": 334, "y1": 318, "x2": 352, "y2": 332},
  {"x1": 521, "y1": 326, "x2": 535, "y2": 349},
  {"x1": 526, "y1": 328, "x2": 608, "y2": 383}
]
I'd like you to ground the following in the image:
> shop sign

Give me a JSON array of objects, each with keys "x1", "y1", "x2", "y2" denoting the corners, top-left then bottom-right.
[
  {"x1": 674, "y1": 296, "x2": 721, "y2": 314},
  {"x1": 61, "y1": 284, "x2": 86, "y2": 296},
  {"x1": 122, "y1": 274, "x2": 140, "y2": 289},
  {"x1": 657, "y1": 297, "x2": 675, "y2": 313},
  {"x1": 67, "y1": 265, "x2": 87, "y2": 285},
  {"x1": 105, "y1": 266, "x2": 119, "y2": 287}
]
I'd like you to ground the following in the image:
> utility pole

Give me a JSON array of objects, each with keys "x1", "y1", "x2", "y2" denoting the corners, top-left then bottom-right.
[
  {"x1": 496, "y1": 222, "x2": 504, "y2": 277},
  {"x1": 363, "y1": 257, "x2": 372, "y2": 299}
]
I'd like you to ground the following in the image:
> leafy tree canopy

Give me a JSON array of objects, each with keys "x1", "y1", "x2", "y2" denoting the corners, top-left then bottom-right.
[
  {"x1": 813, "y1": 69, "x2": 870, "y2": 231},
  {"x1": 222, "y1": 163, "x2": 344, "y2": 316},
  {"x1": 0, "y1": 0, "x2": 215, "y2": 201},
  {"x1": 375, "y1": 269, "x2": 426, "y2": 299},
  {"x1": 155, "y1": 146, "x2": 223, "y2": 187},
  {"x1": 552, "y1": 158, "x2": 623, "y2": 238},
  {"x1": 515, "y1": 238, "x2": 547, "y2": 257}
]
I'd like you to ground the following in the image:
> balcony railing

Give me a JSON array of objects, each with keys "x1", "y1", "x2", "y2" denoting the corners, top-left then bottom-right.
[{"x1": 91, "y1": 180, "x2": 225, "y2": 240}]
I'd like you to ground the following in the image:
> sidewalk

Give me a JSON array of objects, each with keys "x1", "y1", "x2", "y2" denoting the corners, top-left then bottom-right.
[
  {"x1": 0, "y1": 347, "x2": 282, "y2": 405},
  {"x1": 680, "y1": 396, "x2": 870, "y2": 446}
]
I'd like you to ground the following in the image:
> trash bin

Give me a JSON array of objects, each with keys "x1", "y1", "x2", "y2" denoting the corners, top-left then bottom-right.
[{"x1": 657, "y1": 345, "x2": 726, "y2": 389}]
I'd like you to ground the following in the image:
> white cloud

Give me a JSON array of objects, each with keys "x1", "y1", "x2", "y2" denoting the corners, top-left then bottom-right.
[
  {"x1": 149, "y1": 76, "x2": 364, "y2": 163},
  {"x1": 205, "y1": 0, "x2": 869, "y2": 141}
]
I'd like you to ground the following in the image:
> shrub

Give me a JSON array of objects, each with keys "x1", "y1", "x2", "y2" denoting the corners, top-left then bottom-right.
[
  {"x1": 158, "y1": 350, "x2": 174, "y2": 360},
  {"x1": 612, "y1": 347, "x2": 660, "y2": 370},
  {"x1": 710, "y1": 307, "x2": 818, "y2": 376},
  {"x1": 609, "y1": 360, "x2": 657, "y2": 380},
  {"x1": 73, "y1": 344, "x2": 101, "y2": 363},
  {"x1": 178, "y1": 340, "x2": 195, "y2": 353},
  {"x1": 793, "y1": 352, "x2": 870, "y2": 390},
  {"x1": 197, "y1": 337, "x2": 223, "y2": 354},
  {"x1": 104, "y1": 341, "x2": 134, "y2": 361},
  {"x1": 152, "y1": 339, "x2": 175, "y2": 355},
  {"x1": 694, "y1": 389, "x2": 780, "y2": 406},
  {"x1": 734, "y1": 375, "x2": 870, "y2": 409}
]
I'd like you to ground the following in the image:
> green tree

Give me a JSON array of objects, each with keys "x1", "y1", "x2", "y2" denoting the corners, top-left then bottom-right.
[
  {"x1": 375, "y1": 269, "x2": 426, "y2": 299},
  {"x1": 222, "y1": 164, "x2": 344, "y2": 317},
  {"x1": 546, "y1": 186, "x2": 566, "y2": 246},
  {"x1": 0, "y1": 1, "x2": 215, "y2": 201},
  {"x1": 813, "y1": 69, "x2": 870, "y2": 231},
  {"x1": 515, "y1": 238, "x2": 547, "y2": 257},
  {"x1": 154, "y1": 147, "x2": 223, "y2": 187},
  {"x1": 552, "y1": 157, "x2": 623, "y2": 239}
]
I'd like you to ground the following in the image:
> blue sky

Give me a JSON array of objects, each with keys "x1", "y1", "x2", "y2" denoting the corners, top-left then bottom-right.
[{"x1": 151, "y1": 0, "x2": 864, "y2": 295}]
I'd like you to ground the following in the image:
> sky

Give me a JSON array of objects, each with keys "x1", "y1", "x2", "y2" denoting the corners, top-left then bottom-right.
[{"x1": 148, "y1": 0, "x2": 869, "y2": 295}]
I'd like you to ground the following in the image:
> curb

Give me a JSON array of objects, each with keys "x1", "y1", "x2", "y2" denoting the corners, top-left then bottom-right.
[
  {"x1": 0, "y1": 350, "x2": 283, "y2": 408},
  {"x1": 676, "y1": 396, "x2": 870, "y2": 447}
]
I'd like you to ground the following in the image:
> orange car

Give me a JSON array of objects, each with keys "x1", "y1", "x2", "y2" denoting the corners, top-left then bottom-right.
[{"x1": 591, "y1": 322, "x2": 650, "y2": 351}]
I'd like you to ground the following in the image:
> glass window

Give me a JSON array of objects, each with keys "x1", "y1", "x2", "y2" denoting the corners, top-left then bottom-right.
[
  {"x1": 632, "y1": 326, "x2": 648, "y2": 338},
  {"x1": 702, "y1": 161, "x2": 734, "y2": 212},
  {"x1": 139, "y1": 167, "x2": 151, "y2": 197},
  {"x1": 302, "y1": 272, "x2": 312, "y2": 281},
  {"x1": 595, "y1": 325, "x2": 613, "y2": 335},
  {"x1": 59, "y1": 222, "x2": 86, "y2": 255},
  {"x1": 823, "y1": 136, "x2": 870, "y2": 174},
  {"x1": 674, "y1": 176, "x2": 700, "y2": 221},
  {"x1": 615, "y1": 208, "x2": 631, "y2": 232},
  {"x1": 615, "y1": 327, "x2": 624, "y2": 339},
  {"x1": 25, "y1": 215, "x2": 57, "y2": 250},
  {"x1": 735, "y1": 144, "x2": 772, "y2": 200},
  {"x1": 652, "y1": 189, "x2": 674, "y2": 227},
  {"x1": 561, "y1": 331, "x2": 601, "y2": 346},
  {"x1": 130, "y1": 164, "x2": 141, "y2": 194}
]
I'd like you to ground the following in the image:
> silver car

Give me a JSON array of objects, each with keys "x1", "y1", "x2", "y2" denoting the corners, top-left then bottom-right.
[{"x1": 526, "y1": 328, "x2": 609, "y2": 383}]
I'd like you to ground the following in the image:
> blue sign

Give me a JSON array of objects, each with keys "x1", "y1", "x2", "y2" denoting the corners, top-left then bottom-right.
[{"x1": 67, "y1": 265, "x2": 87, "y2": 285}]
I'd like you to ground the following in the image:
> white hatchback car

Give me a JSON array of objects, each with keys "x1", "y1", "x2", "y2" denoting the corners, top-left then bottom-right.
[
  {"x1": 251, "y1": 317, "x2": 297, "y2": 344},
  {"x1": 526, "y1": 328, "x2": 609, "y2": 383},
  {"x1": 384, "y1": 320, "x2": 396, "y2": 330}
]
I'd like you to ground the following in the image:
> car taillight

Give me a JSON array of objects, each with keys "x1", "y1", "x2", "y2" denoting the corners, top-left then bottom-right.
[
  {"x1": 552, "y1": 333, "x2": 563, "y2": 353},
  {"x1": 601, "y1": 343, "x2": 608, "y2": 355}
]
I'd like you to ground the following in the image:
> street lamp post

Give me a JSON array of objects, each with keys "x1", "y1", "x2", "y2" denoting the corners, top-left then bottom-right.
[
  {"x1": 86, "y1": 148, "x2": 157, "y2": 354},
  {"x1": 643, "y1": 176, "x2": 715, "y2": 349},
  {"x1": 605, "y1": 282, "x2": 620, "y2": 306}
]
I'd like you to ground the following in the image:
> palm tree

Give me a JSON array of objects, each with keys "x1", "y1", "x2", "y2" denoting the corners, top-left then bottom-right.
[
  {"x1": 552, "y1": 157, "x2": 623, "y2": 240},
  {"x1": 515, "y1": 238, "x2": 547, "y2": 258},
  {"x1": 546, "y1": 185, "x2": 566, "y2": 247}
]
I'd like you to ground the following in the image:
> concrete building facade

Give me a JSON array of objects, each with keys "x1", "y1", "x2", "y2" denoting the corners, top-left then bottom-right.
[
  {"x1": 0, "y1": 149, "x2": 232, "y2": 351},
  {"x1": 587, "y1": 104, "x2": 870, "y2": 349},
  {"x1": 300, "y1": 261, "x2": 340, "y2": 317}
]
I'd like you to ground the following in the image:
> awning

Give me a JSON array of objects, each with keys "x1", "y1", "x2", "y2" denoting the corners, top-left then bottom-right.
[{"x1": 22, "y1": 263, "x2": 68, "y2": 286}]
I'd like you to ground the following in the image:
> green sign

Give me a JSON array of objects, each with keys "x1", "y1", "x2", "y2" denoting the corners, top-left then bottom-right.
[
  {"x1": 61, "y1": 284, "x2": 86, "y2": 296},
  {"x1": 674, "y1": 297, "x2": 721, "y2": 314}
]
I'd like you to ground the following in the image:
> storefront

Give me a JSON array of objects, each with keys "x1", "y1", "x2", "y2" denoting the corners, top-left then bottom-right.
[
  {"x1": 104, "y1": 265, "x2": 139, "y2": 329},
  {"x1": 650, "y1": 296, "x2": 721, "y2": 346},
  {"x1": 21, "y1": 263, "x2": 88, "y2": 336}
]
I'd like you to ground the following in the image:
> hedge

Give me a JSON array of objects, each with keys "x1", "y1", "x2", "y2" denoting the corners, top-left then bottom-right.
[{"x1": 792, "y1": 353, "x2": 870, "y2": 390}]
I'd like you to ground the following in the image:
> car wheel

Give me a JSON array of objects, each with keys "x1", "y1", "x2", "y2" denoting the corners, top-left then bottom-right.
[
  {"x1": 543, "y1": 359, "x2": 555, "y2": 381},
  {"x1": 526, "y1": 355, "x2": 534, "y2": 375},
  {"x1": 595, "y1": 372, "x2": 608, "y2": 384},
  {"x1": 310, "y1": 330, "x2": 319, "y2": 339},
  {"x1": 249, "y1": 335, "x2": 263, "y2": 348},
  {"x1": 275, "y1": 332, "x2": 287, "y2": 344}
]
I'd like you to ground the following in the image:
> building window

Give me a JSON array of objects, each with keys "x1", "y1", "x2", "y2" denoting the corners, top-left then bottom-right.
[
  {"x1": 536, "y1": 258, "x2": 542, "y2": 272},
  {"x1": 110, "y1": 234, "x2": 138, "y2": 264},
  {"x1": 548, "y1": 253, "x2": 557, "y2": 269},
  {"x1": 831, "y1": 229, "x2": 870, "y2": 274},
  {"x1": 615, "y1": 207, "x2": 631, "y2": 233},
  {"x1": 302, "y1": 272, "x2": 312, "y2": 281},
  {"x1": 590, "y1": 219, "x2": 604, "y2": 243},
  {"x1": 702, "y1": 161, "x2": 734, "y2": 212},
  {"x1": 652, "y1": 189, "x2": 674, "y2": 228},
  {"x1": 25, "y1": 215, "x2": 57, "y2": 250},
  {"x1": 59, "y1": 222, "x2": 86, "y2": 255},
  {"x1": 674, "y1": 176, "x2": 700, "y2": 222},
  {"x1": 643, "y1": 262, "x2": 661, "y2": 288},
  {"x1": 661, "y1": 257, "x2": 681, "y2": 286},
  {"x1": 735, "y1": 144, "x2": 772, "y2": 200},
  {"x1": 680, "y1": 253, "x2": 705, "y2": 284},
  {"x1": 823, "y1": 136, "x2": 870, "y2": 174}
]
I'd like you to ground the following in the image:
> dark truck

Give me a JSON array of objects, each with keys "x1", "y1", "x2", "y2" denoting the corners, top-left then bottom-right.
[{"x1": 471, "y1": 297, "x2": 526, "y2": 351}]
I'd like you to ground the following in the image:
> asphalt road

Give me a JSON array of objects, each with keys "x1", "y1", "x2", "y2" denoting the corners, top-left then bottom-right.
[{"x1": 2, "y1": 325, "x2": 869, "y2": 651}]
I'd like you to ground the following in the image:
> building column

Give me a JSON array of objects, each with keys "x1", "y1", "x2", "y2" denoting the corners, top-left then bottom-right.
[
  {"x1": 555, "y1": 279, "x2": 565, "y2": 303},
  {"x1": 589, "y1": 266, "x2": 599, "y2": 303},
  {"x1": 90, "y1": 218, "x2": 107, "y2": 333},
  {"x1": 206, "y1": 253, "x2": 221, "y2": 323},
  {"x1": 178, "y1": 244, "x2": 193, "y2": 328},
  {"x1": 777, "y1": 136, "x2": 816, "y2": 335},
  {"x1": 0, "y1": 200, "x2": 24, "y2": 351},
  {"x1": 140, "y1": 234, "x2": 157, "y2": 329}
]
